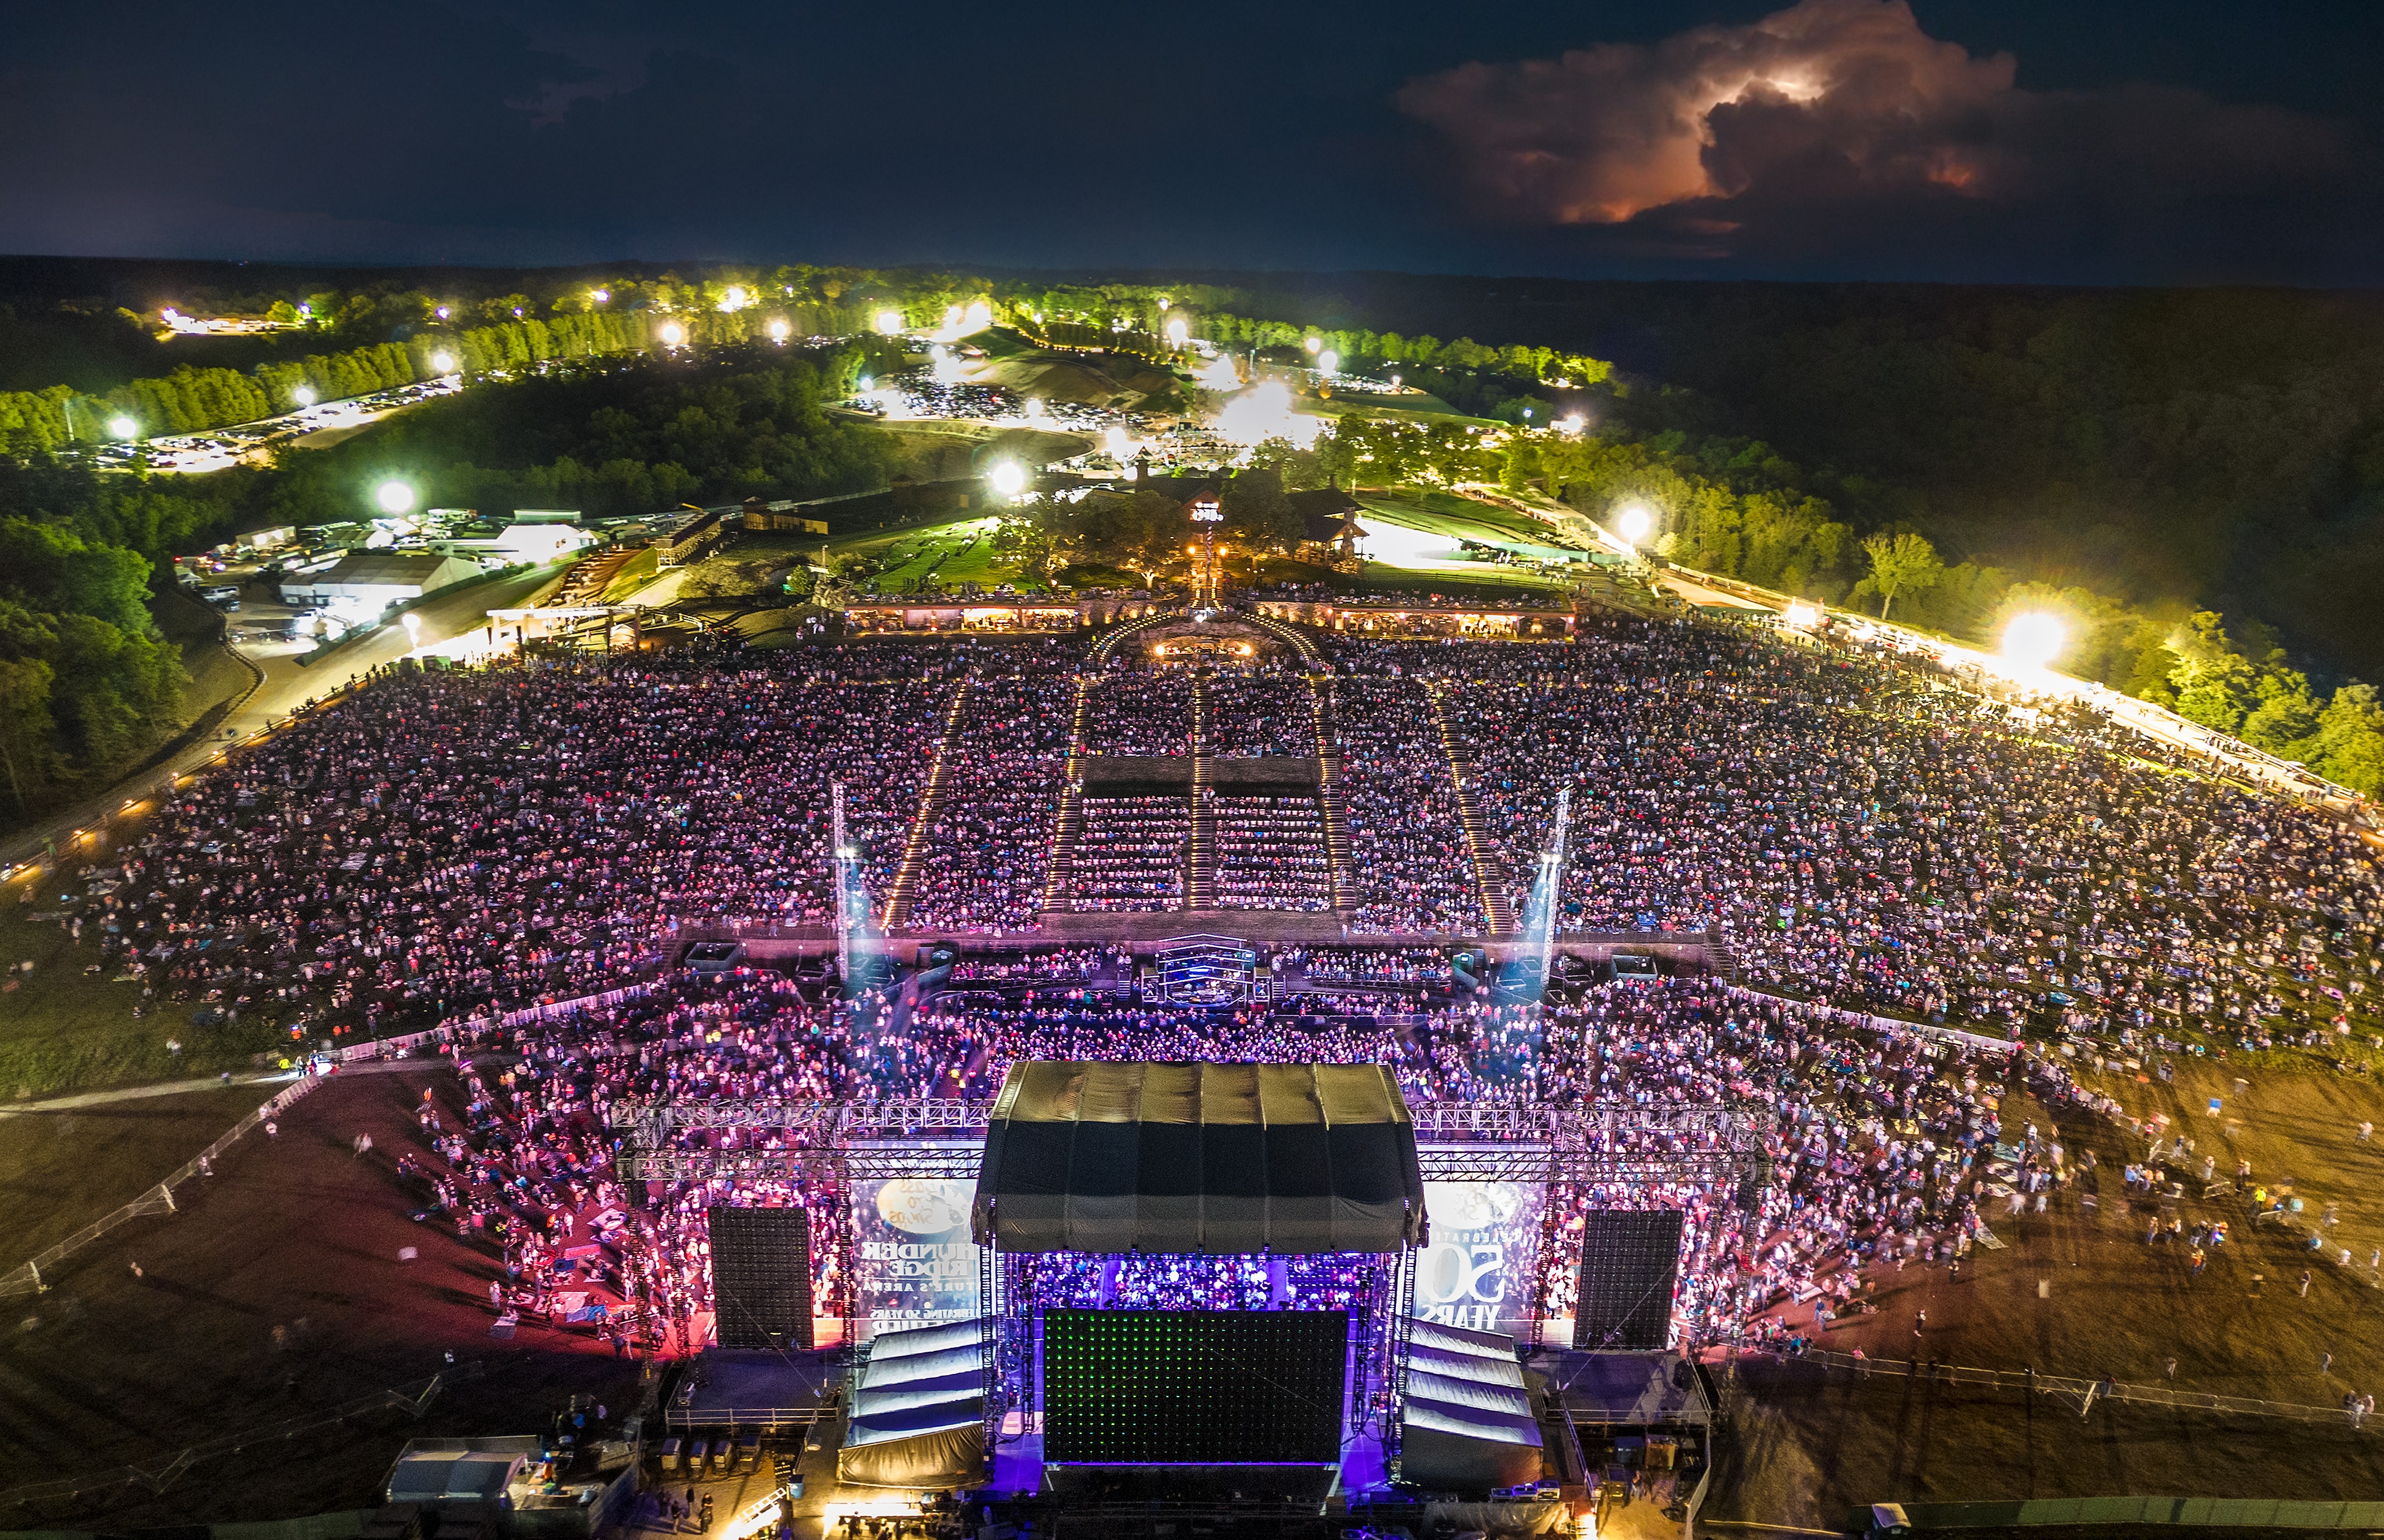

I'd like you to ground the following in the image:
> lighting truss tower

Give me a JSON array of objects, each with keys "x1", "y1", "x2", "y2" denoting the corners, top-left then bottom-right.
[
  {"x1": 1526, "y1": 786, "x2": 1571, "y2": 985},
  {"x1": 832, "y1": 780, "x2": 856, "y2": 988}
]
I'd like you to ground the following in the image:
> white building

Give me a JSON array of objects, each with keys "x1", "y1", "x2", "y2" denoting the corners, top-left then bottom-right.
[{"x1": 281, "y1": 551, "x2": 479, "y2": 615}]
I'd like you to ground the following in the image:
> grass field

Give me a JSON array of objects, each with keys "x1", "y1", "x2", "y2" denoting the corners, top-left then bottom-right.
[
  {"x1": 596, "y1": 544, "x2": 657, "y2": 602},
  {"x1": 0, "y1": 872, "x2": 295, "y2": 1098},
  {"x1": 1355, "y1": 487, "x2": 1582, "y2": 547},
  {"x1": 1305, "y1": 395, "x2": 1498, "y2": 426},
  {"x1": 826, "y1": 515, "x2": 1048, "y2": 592},
  {"x1": 0, "y1": 1081, "x2": 277, "y2": 1258}
]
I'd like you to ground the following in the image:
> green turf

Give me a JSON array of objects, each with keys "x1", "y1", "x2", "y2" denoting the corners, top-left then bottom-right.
[
  {"x1": 1303, "y1": 397, "x2": 1498, "y2": 426},
  {"x1": 1349, "y1": 561, "x2": 1577, "y2": 597},
  {"x1": 961, "y1": 327, "x2": 1043, "y2": 360},
  {"x1": 0, "y1": 873, "x2": 295, "y2": 1098},
  {"x1": 1354, "y1": 489, "x2": 1580, "y2": 546}
]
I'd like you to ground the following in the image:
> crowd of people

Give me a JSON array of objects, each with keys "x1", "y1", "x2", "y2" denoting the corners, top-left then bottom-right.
[
  {"x1": 32, "y1": 592, "x2": 2384, "y2": 1391},
  {"x1": 378, "y1": 943, "x2": 2214, "y2": 1367},
  {"x1": 1332, "y1": 677, "x2": 1486, "y2": 932},
  {"x1": 1204, "y1": 676, "x2": 1316, "y2": 758},
  {"x1": 1070, "y1": 797, "x2": 1187, "y2": 911},
  {"x1": 1336, "y1": 618, "x2": 2380, "y2": 1047},
  {"x1": 41, "y1": 599, "x2": 2375, "y2": 1069},
  {"x1": 1086, "y1": 672, "x2": 1191, "y2": 758},
  {"x1": 1212, "y1": 797, "x2": 1335, "y2": 912},
  {"x1": 905, "y1": 676, "x2": 1076, "y2": 933}
]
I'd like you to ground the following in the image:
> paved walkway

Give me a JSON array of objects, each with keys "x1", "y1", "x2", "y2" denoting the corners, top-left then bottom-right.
[
  {"x1": 1, "y1": 562, "x2": 571, "y2": 876},
  {"x1": 0, "y1": 1055, "x2": 451, "y2": 1116},
  {"x1": 0, "y1": 1070, "x2": 302, "y2": 1115}
]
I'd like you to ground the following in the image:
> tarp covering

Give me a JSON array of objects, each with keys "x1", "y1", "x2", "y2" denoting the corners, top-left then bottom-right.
[
  {"x1": 838, "y1": 1322, "x2": 986, "y2": 1490},
  {"x1": 1401, "y1": 1318, "x2": 1544, "y2": 1492},
  {"x1": 972, "y1": 1061, "x2": 1427, "y2": 1255}
]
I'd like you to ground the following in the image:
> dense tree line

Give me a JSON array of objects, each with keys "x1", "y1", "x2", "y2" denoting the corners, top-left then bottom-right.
[
  {"x1": 0, "y1": 347, "x2": 893, "y2": 825},
  {"x1": 300, "y1": 347, "x2": 887, "y2": 520}
]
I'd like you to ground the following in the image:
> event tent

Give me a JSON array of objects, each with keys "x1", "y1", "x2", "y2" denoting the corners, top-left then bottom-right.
[
  {"x1": 971, "y1": 1061, "x2": 1428, "y2": 1255},
  {"x1": 837, "y1": 1321, "x2": 986, "y2": 1489}
]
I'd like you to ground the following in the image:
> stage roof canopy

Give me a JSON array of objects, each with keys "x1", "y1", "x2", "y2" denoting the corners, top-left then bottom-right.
[{"x1": 971, "y1": 1061, "x2": 1427, "y2": 1255}]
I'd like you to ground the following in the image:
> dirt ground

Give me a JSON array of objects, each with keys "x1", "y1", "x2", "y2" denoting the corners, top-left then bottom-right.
[
  {"x1": 9, "y1": 1039, "x2": 2384, "y2": 1530},
  {"x1": 1703, "y1": 1046, "x2": 2384, "y2": 1528},
  {"x1": 0, "y1": 1064, "x2": 640, "y2": 1529}
]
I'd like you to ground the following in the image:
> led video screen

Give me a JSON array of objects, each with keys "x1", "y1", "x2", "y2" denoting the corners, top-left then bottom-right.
[
  {"x1": 1572, "y1": 1209, "x2": 1684, "y2": 1351},
  {"x1": 1043, "y1": 1308, "x2": 1347, "y2": 1464},
  {"x1": 708, "y1": 1207, "x2": 813, "y2": 1351}
]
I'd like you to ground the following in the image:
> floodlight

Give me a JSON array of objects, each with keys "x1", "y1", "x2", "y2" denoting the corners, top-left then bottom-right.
[
  {"x1": 1617, "y1": 504, "x2": 1653, "y2": 543},
  {"x1": 1319, "y1": 350, "x2": 1339, "y2": 374},
  {"x1": 875, "y1": 309, "x2": 903, "y2": 335},
  {"x1": 2001, "y1": 612, "x2": 2066, "y2": 670},
  {"x1": 430, "y1": 351, "x2": 456, "y2": 374},
  {"x1": 659, "y1": 322, "x2": 685, "y2": 346},
  {"x1": 987, "y1": 462, "x2": 1028, "y2": 498},
  {"x1": 292, "y1": 386, "x2": 316, "y2": 407},
  {"x1": 768, "y1": 318, "x2": 791, "y2": 341},
  {"x1": 374, "y1": 480, "x2": 417, "y2": 515},
  {"x1": 1303, "y1": 336, "x2": 1322, "y2": 355},
  {"x1": 109, "y1": 416, "x2": 139, "y2": 439},
  {"x1": 590, "y1": 289, "x2": 609, "y2": 303}
]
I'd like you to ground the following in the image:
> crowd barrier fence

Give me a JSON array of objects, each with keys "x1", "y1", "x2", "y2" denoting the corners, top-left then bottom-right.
[{"x1": 1746, "y1": 1344, "x2": 2373, "y2": 1429}]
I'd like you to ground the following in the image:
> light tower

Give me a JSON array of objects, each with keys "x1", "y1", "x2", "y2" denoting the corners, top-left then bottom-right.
[
  {"x1": 1189, "y1": 496, "x2": 1223, "y2": 607},
  {"x1": 1527, "y1": 786, "x2": 1571, "y2": 986},
  {"x1": 832, "y1": 781, "x2": 857, "y2": 988}
]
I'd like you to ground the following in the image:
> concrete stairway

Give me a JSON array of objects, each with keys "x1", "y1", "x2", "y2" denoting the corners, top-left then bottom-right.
[
  {"x1": 1425, "y1": 682, "x2": 1516, "y2": 934},
  {"x1": 881, "y1": 678, "x2": 971, "y2": 929}
]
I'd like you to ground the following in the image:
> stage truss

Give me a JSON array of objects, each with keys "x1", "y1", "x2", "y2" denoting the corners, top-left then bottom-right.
[{"x1": 611, "y1": 1096, "x2": 1769, "y2": 1354}]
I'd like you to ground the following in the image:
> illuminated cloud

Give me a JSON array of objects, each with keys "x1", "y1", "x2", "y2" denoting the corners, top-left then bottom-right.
[{"x1": 1397, "y1": 0, "x2": 2344, "y2": 259}]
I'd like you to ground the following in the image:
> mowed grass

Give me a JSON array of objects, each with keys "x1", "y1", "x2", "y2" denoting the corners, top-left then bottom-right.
[
  {"x1": 828, "y1": 516, "x2": 1044, "y2": 592},
  {"x1": 0, "y1": 867, "x2": 293, "y2": 1099},
  {"x1": 1355, "y1": 487, "x2": 1578, "y2": 547}
]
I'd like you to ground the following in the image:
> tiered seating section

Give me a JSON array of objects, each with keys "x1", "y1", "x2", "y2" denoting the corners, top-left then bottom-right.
[
  {"x1": 1212, "y1": 796, "x2": 1334, "y2": 911},
  {"x1": 1074, "y1": 796, "x2": 1189, "y2": 911}
]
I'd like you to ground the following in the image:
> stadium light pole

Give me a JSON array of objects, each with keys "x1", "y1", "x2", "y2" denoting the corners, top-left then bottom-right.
[{"x1": 1616, "y1": 504, "x2": 1652, "y2": 548}]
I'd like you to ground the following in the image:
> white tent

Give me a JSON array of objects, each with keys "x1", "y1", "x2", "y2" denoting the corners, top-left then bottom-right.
[
  {"x1": 838, "y1": 1321, "x2": 985, "y2": 1489},
  {"x1": 1400, "y1": 1318, "x2": 1545, "y2": 1491}
]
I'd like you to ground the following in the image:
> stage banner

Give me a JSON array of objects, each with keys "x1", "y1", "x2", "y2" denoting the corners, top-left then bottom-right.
[
  {"x1": 852, "y1": 1177, "x2": 982, "y2": 1341},
  {"x1": 1411, "y1": 1179, "x2": 1545, "y2": 1340}
]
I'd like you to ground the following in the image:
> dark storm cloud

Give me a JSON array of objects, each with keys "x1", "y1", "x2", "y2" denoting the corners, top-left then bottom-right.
[
  {"x1": 1, "y1": 0, "x2": 2380, "y2": 281},
  {"x1": 1397, "y1": 0, "x2": 2365, "y2": 279}
]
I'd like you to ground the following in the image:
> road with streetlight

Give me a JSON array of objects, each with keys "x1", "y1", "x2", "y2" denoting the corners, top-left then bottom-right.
[{"x1": 0, "y1": 563, "x2": 570, "y2": 876}]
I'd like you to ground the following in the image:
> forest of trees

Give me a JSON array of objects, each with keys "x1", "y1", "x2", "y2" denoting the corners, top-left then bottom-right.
[
  {"x1": 5, "y1": 259, "x2": 2384, "y2": 803},
  {"x1": 0, "y1": 346, "x2": 891, "y2": 822}
]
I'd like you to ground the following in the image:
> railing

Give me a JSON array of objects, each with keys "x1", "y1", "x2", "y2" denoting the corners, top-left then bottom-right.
[
  {"x1": 1751, "y1": 1345, "x2": 2372, "y2": 1427},
  {"x1": 0, "y1": 1368, "x2": 456, "y2": 1514},
  {"x1": 0, "y1": 1074, "x2": 322, "y2": 1299},
  {"x1": 663, "y1": 1404, "x2": 830, "y2": 1430}
]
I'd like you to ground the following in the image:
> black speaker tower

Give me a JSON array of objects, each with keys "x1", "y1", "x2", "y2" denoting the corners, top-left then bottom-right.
[
  {"x1": 708, "y1": 1207, "x2": 814, "y2": 1351},
  {"x1": 1572, "y1": 1209, "x2": 1684, "y2": 1351}
]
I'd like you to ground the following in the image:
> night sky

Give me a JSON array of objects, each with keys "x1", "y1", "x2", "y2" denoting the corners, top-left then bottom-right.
[{"x1": 6, "y1": 0, "x2": 2382, "y2": 284}]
